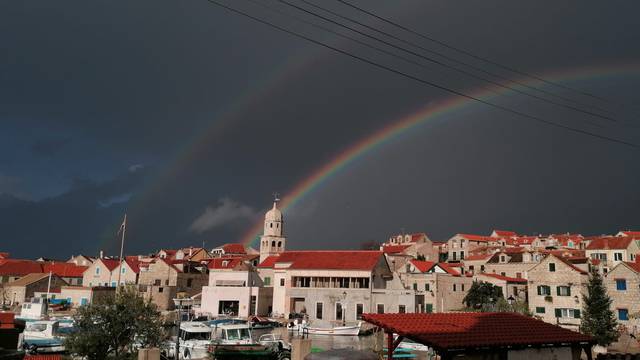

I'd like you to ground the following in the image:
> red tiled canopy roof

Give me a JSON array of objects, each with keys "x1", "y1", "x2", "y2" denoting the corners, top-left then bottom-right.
[{"x1": 362, "y1": 312, "x2": 594, "y2": 352}]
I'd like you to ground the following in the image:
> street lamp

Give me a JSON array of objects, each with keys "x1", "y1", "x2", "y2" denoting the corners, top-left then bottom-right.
[{"x1": 507, "y1": 296, "x2": 515, "y2": 305}]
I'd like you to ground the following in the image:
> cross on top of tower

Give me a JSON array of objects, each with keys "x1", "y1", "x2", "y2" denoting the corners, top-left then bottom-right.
[{"x1": 273, "y1": 192, "x2": 281, "y2": 204}]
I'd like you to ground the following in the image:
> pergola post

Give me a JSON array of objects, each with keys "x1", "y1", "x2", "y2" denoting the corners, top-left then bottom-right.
[{"x1": 385, "y1": 331, "x2": 403, "y2": 359}]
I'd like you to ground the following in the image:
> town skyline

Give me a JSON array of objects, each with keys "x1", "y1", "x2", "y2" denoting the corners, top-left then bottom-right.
[{"x1": 2, "y1": 0, "x2": 639, "y2": 259}]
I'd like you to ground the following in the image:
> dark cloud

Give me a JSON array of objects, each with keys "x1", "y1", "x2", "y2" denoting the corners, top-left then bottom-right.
[{"x1": 30, "y1": 137, "x2": 72, "y2": 157}]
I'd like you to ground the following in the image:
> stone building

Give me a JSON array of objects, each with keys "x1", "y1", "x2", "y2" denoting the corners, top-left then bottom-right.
[
  {"x1": 447, "y1": 233, "x2": 502, "y2": 262},
  {"x1": 403, "y1": 260, "x2": 472, "y2": 312},
  {"x1": 585, "y1": 236, "x2": 640, "y2": 272},
  {"x1": 527, "y1": 254, "x2": 588, "y2": 329},
  {"x1": 82, "y1": 257, "x2": 139, "y2": 287},
  {"x1": 200, "y1": 256, "x2": 272, "y2": 317},
  {"x1": 605, "y1": 261, "x2": 640, "y2": 328},
  {"x1": 483, "y1": 248, "x2": 541, "y2": 279},
  {"x1": 2, "y1": 273, "x2": 67, "y2": 306},
  {"x1": 137, "y1": 258, "x2": 208, "y2": 310},
  {"x1": 474, "y1": 273, "x2": 528, "y2": 302}
]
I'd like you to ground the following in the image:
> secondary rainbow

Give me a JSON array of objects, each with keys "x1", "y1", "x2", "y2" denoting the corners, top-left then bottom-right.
[{"x1": 240, "y1": 63, "x2": 640, "y2": 247}]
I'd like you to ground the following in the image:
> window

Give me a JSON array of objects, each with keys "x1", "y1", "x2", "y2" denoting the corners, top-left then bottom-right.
[
  {"x1": 316, "y1": 302, "x2": 323, "y2": 319},
  {"x1": 158, "y1": 287, "x2": 163, "y2": 293},
  {"x1": 264, "y1": 277, "x2": 271, "y2": 286},
  {"x1": 500, "y1": 256, "x2": 506, "y2": 262},
  {"x1": 121, "y1": 267, "x2": 126, "y2": 274},
  {"x1": 425, "y1": 304, "x2": 433, "y2": 313},
  {"x1": 614, "y1": 253, "x2": 623, "y2": 261},
  {"x1": 616, "y1": 279, "x2": 627, "y2": 291},
  {"x1": 424, "y1": 283, "x2": 430, "y2": 291},
  {"x1": 548, "y1": 263, "x2": 556, "y2": 272},
  {"x1": 618, "y1": 309, "x2": 629, "y2": 321},
  {"x1": 111, "y1": 281, "x2": 116, "y2": 287},
  {"x1": 154, "y1": 279, "x2": 161, "y2": 286},
  {"x1": 453, "y1": 284, "x2": 457, "y2": 292},
  {"x1": 95, "y1": 267, "x2": 100, "y2": 275},
  {"x1": 452, "y1": 252, "x2": 457, "y2": 261},
  {"x1": 356, "y1": 304, "x2": 364, "y2": 320},
  {"x1": 271, "y1": 241, "x2": 275, "y2": 247},
  {"x1": 535, "y1": 307, "x2": 545, "y2": 314},
  {"x1": 554, "y1": 308, "x2": 580, "y2": 318},
  {"x1": 335, "y1": 303, "x2": 343, "y2": 321},
  {"x1": 501, "y1": 272, "x2": 506, "y2": 277},
  {"x1": 480, "y1": 265, "x2": 485, "y2": 272},
  {"x1": 557, "y1": 286, "x2": 571, "y2": 296},
  {"x1": 537, "y1": 285, "x2": 551, "y2": 296},
  {"x1": 413, "y1": 283, "x2": 418, "y2": 290},
  {"x1": 516, "y1": 272, "x2": 522, "y2": 278},
  {"x1": 377, "y1": 304, "x2": 385, "y2": 314},
  {"x1": 187, "y1": 278, "x2": 193, "y2": 287},
  {"x1": 460, "y1": 251, "x2": 465, "y2": 260},
  {"x1": 461, "y1": 284, "x2": 465, "y2": 291},
  {"x1": 280, "y1": 278, "x2": 285, "y2": 286},
  {"x1": 398, "y1": 305, "x2": 406, "y2": 313}
]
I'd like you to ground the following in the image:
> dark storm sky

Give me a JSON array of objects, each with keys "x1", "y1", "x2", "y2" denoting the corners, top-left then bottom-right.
[{"x1": 1, "y1": 0, "x2": 639, "y2": 259}]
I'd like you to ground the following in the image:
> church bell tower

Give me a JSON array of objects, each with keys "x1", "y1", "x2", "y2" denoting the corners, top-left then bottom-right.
[{"x1": 259, "y1": 195, "x2": 286, "y2": 263}]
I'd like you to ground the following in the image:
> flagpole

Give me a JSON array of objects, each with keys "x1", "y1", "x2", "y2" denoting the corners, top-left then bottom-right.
[{"x1": 117, "y1": 214, "x2": 127, "y2": 288}]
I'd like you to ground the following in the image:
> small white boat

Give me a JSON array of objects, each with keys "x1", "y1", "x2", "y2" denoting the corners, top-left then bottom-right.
[
  {"x1": 165, "y1": 321, "x2": 214, "y2": 359},
  {"x1": 21, "y1": 321, "x2": 66, "y2": 354},
  {"x1": 288, "y1": 319, "x2": 361, "y2": 336},
  {"x1": 212, "y1": 324, "x2": 254, "y2": 345}
]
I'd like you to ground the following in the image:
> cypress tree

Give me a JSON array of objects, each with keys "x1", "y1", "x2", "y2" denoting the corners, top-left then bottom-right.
[{"x1": 580, "y1": 268, "x2": 619, "y2": 346}]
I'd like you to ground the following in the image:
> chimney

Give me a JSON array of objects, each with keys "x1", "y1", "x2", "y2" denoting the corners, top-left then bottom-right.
[
  {"x1": 99, "y1": 250, "x2": 104, "y2": 259},
  {"x1": 189, "y1": 247, "x2": 193, "y2": 257}
]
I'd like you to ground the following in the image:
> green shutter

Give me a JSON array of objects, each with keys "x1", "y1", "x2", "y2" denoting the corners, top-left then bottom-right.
[
  {"x1": 555, "y1": 309, "x2": 562, "y2": 318},
  {"x1": 556, "y1": 286, "x2": 561, "y2": 296},
  {"x1": 537, "y1": 286, "x2": 542, "y2": 295},
  {"x1": 574, "y1": 309, "x2": 581, "y2": 318},
  {"x1": 567, "y1": 287, "x2": 571, "y2": 296}
]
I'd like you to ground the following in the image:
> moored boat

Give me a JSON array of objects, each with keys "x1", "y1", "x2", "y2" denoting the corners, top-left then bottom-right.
[
  {"x1": 287, "y1": 319, "x2": 361, "y2": 336},
  {"x1": 20, "y1": 321, "x2": 66, "y2": 354}
]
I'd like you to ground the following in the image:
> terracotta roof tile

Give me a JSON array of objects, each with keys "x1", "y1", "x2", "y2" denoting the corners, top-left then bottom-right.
[
  {"x1": 269, "y1": 251, "x2": 383, "y2": 271},
  {"x1": 492, "y1": 230, "x2": 517, "y2": 237},
  {"x1": 257, "y1": 255, "x2": 279, "y2": 268},
  {"x1": 382, "y1": 244, "x2": 411, "y2": 254},
  {"x1": 0, "y1": 260, "x2": 44, "y2": 276},
  {"x1": 361, "y1": 312, "x2": 593, "y2": 351},
  {"x1": 221, "y1": 244, "x2": 246, "y2": 254},
  {"x1": 410, "y1": 260, "x2": 435, "y2": 273},
  {"x1": 586, "y1": 237, "x2": 634, "y2": 250},
  {"x1": 42, "y1": 262, "x2": 88, "y2": 277}
]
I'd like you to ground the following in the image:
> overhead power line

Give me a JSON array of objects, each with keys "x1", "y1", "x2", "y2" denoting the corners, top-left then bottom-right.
[
  {"x1": 295, "y1": 0, "x2": 616, "y2": 117},
  {"x1": 274, "y1": 0, "x2": 618, "y2": 124},
  {"x1": 336, "y1": 0, "x2": 612, "y2": 103},
  {"x1": 202, "y1": 0, "x2": 639, "y2": 149}
]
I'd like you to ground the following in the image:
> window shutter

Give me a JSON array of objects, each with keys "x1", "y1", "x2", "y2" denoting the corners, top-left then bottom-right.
[
  {"x1": 574, "y1": 309, "x2": 581, "y2": 318},
  {"x1": 537, "y1": 286, "x2": 542, "y2": 295},
  {"x1": 567, "y1": 287, "x2": 571, "y2": 296},
  {"x1": 555, "y1": 309, "x2": 562, "y2": 318},
  {"x1": 556, "y1": 286, "x2": 561, "y2": 296}
]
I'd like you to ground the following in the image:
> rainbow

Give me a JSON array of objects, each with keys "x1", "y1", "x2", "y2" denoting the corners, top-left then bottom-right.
[{"x1": 240, "y1": 62, "x2": 640, "y2": 247}]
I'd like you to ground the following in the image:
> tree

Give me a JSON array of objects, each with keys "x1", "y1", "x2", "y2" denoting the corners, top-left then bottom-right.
[
  {"x1": 580, "y1": 268, "x2": 619, "y2": 346},
  {"x1": 462, "y1": 281, "x2": 503, "y2": 309},
  {"x1": 65, "y1": 286, "x2": 165, "y2": 360}
]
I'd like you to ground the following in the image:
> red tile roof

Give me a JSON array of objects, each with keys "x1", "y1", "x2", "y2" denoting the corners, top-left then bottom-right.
[
  {"x1": 382, "y1": 244, "x2": 411, "y2": 254},
  {"x1": 124, "y1": 257, "x2": 141, "y2": 273},
  {"x1": 361, "y1": 312, "x2": 593, "y2": 351},
  {"x1": 437, "y1": 263, "x2": 461, "y2": 276},
  {"x1": 586, "y1": 236, "x2": 634, "y2": 250},
  {"x1": 221, "y1": 244, "x2": 246, "y2": 254},
  {"x1": 257, "y1": 255, "x2": 279, "y2": 268},
  {"x1": 478, "y1": 273, "x2": 527, "y2": 283},
  {"x1": 552, "y1": 254, "x2": 588, "y2": 275},
  {"x1": 492, "y1": 230, "x2": 517, "y2": 237},
  {"x1": 42, "y1": 262, "x2": 88, "y2": 277},
  {"x1": 0, "y1": 252, "x2": 9, "y2": 259},
  {"x1": 410, "y1": 233, "x2": 427, "y2": 242},
  {"x1": 457, "y1": 234, "x2": 494, "y2": 242},
  {"x1": 0, "y1": 260, "x2": 44, "y2": 276},
  {"x1": 620, "y1": 231, "x2": 640, "y2": 237},
  {"x1": 410, "y1": 260, "x2": 435, "y2": 273},
  {"x1": 463, "y1": 254, "x2": 491, "y2": 261},
  {"x1": 99, "y1": 258, "x2": 120, "y2": 271},
  {"x1": 266, "y1": 251, "x2": 384, "y2": 271},
  {"x1": 623, "y1": 261, "x2": 640, "y2": 273}
]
